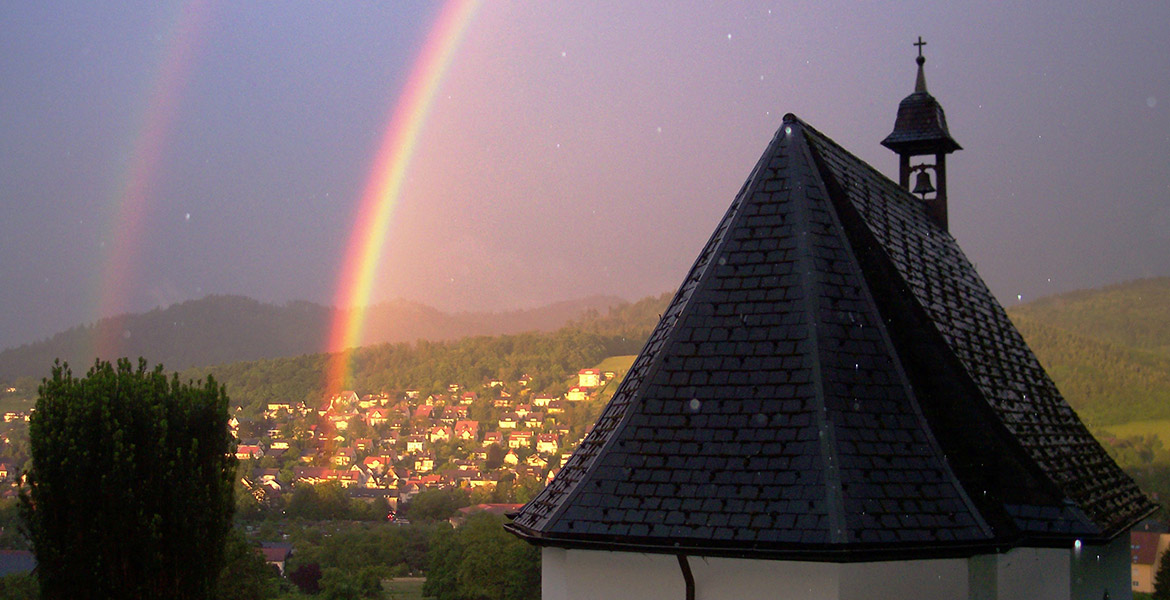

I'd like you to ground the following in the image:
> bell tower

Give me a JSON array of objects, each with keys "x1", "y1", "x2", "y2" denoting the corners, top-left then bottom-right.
[{"x1": 881, "y1": 37, "x2": 961, "y2": 230}]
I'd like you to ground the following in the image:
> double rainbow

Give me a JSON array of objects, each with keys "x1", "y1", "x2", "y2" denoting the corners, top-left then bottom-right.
[{"x1": 323, "y1": 0, "x2": 481, "y2": 395}]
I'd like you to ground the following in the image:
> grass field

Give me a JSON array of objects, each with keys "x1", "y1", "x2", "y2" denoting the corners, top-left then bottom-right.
[
  {"x1": 1098, "y1": 419, "x2": 1170, "y2": 444},
  {"x1": 384, "y1": 577, "x2": 427, "y2": 600},
  {"x1": 594, "y1": 355, "x2": 636, "y2": 376}
]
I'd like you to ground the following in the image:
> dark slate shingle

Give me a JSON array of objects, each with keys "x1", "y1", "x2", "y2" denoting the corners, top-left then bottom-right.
[{"x1": 506, "y1": 114, "x2": 1154, "y2": 561}]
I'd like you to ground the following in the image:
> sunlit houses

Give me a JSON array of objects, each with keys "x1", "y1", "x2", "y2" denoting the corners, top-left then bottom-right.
[{"x1": 508, "y1": 44, "x2": 1154, "y2": 600}]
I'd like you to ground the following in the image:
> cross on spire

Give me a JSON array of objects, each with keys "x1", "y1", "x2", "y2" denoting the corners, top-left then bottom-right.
[{"x1": 914, "y1": 36, "x2": 927, "y2": 59}]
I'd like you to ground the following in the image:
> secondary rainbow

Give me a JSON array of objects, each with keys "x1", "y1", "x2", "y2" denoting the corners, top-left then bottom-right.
[
  {"x1": 324, "y1": 0, "x2": 481, "y2": 395},
  {"x1": 93, "y1": 0, "x2": 213, "y2": 360}
]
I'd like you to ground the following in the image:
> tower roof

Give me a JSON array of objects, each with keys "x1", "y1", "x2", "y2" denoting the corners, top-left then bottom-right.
[
  {"x1": 507, "y1": 115, "x2": 1153, "y2": 561},
  {"x1": 881, "y1": 49, "x2": 962, "y2": 156}
]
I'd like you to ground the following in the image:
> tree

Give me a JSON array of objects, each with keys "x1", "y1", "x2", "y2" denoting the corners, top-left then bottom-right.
[
  {"x1": 423, "y1": 513, "x2": 539, "y2": 600},
  {"x1": 21, "y1": 359, "x2": 235, "y2": 600},
  {"x1": 216, "y1": 530, "x2": 279, "y2": 600},
  {"x1": 1155, "y1": 545, "x2": 1170, "y2": 600}
]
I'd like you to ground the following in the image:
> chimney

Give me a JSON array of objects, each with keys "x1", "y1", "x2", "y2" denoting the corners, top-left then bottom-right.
[{"x1": 881, "y1": 37, "x2": 962, "y2": 230}]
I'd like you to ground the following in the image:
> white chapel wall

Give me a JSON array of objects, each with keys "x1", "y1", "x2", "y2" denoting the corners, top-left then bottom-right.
[
  {"x1": 1071, "y1": 533, "x2": 1133, "y2": 600},
  {"x1": 543, "y1": 543, "x2": 1129, "y2": 600}
]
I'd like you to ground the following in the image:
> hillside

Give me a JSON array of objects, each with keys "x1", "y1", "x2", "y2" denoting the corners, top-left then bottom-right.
[
  {"x1": 0, "y1": 294, "x2": 625, "y2": 381},
  {"x1": 1008, "y1": 277, "x2": 1170, "y2": 356},
  {"x1": 182, "y1": 294, "x2": 670, "y2": 417},
  {"x1": 1006, "y1": 278, "x2": 1170, "y2": 427}
]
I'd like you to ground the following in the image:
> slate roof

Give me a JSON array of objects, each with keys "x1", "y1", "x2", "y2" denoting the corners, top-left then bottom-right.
[{"x1": 506, "y1": 114, "x2": 1154, "y2": 561}]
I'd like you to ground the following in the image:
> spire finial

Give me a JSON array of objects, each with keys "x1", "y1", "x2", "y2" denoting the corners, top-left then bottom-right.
[{"x1": 913, "y1": 36, "x2": 927, "y2": 92}]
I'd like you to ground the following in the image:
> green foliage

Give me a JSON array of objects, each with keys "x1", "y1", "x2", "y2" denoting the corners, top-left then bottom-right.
[
  {"x1": 1009, "y1": 278, "x2": 1170, "y2": 355},
  {"x1": 423, "y1": 513, "x2": 539, "y2": 600},
  {"x1": 278, "y1": 521, "x2": 434, "y2": 581},
  {"x1": 21, "y1": 359, "x2": 236, "y2": 600},
  {"x1": 286, "y1": 483, "x2": 354, "y2": 521},
  {"x1": 0, "y1": 573, "x2": 36, "y2": 600},
  {"x1": 217, "y1": 529, "x2": 280, "y2": 600},
  {"x1": 1155, "y1": 543, "x2": 1170, "y2": 600},
  {"x1": 0, "y1": 499, "x2": 29, "y2": 551},
  {"x1": 319, "y1": 566, "x2": 384, "y2": 600},
  {"x1": 1007, "y1": 280, "x2": 1170, "y2": 427},
  {"x1": 403, "y1": 487, "x2": 471, "y2": 523}
]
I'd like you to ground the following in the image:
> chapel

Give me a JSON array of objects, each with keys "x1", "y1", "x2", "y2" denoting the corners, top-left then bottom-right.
[{"x1": 507, "y1": 42, "x2": 1154, "y2": 600}]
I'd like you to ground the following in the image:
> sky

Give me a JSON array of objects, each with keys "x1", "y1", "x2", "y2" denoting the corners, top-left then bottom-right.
[{"x1": 1, "y1": 1, "x2": 1168, "y2": 353}]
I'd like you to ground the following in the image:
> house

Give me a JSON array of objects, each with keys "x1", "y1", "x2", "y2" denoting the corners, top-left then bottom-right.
[
  {"x1": 454, "y1": 420, "x2": 480, "y2": 441},
  {"x1": 564, "y1": 387, "x2": 587, "y2": 402},
  {"x1": 353, "y1": 438, "x2": 372, "y2": 452},
  {"x1": 507, "y1": 47, "x2": 1154, "y2": 600},
  {"x1": 482, "y1": 431, "x2": 503, "y2": 447},
  {"x1": 525, "y1": 454, "x2": 548, "y2": 469},
  {"x1": 441, "y1": 405, "x2": 469, "y2": 423},
  {"x1": 577, "y1": 368, "x2": 601, "y2": 388},
  {"x1": 0, "y1": 463, "x2": 12, "y2": 482},
  {"x1": 532, "y1": 395, "x2": 557, "y2": 408},
  {"x1": 319, "y1": 390, "x2": 358, "y2": 416},
  {"x1": 428, "y1": 425, "x2": 453, "y2": 444},
  {"x1": 363, "y1": 455, "x2": 394, "y2": 473},
  {"x1": 330, "y1": 447, "x2": 354, "y2": 467},
  {"x1": 365, "y1": 407, "x2": 389, "y2": 427},
  {"x1": 508, "y1": 431, "x2": 533, "y2": 449},
  {"x1": 1131, "y1": 530, "x2": 1170, "y2": 594},
  {"x1": 235, "y1": 445, "x2": 263, "y2": 461},
  {"x1": 404, "y1": 435, "x2": 426, "y2": 454},
  {"x1": 535, "y1": 434, "x2": 559, "y2": 455},
  {"x1": 261, "y1": 543, "x2": 293, "y2": 575},
  {"x1": 414, "y1": 453, "x2": 435, "y2": 473},
  {"x1": 498, "y1": 413, "x2": 520, "y2": 429},
  {"x1": 522, "y1": 412, "x2": 545, "y2": 429},
  {"x1": 461, "y1": 392, "x2": 478, "y2": 405}
]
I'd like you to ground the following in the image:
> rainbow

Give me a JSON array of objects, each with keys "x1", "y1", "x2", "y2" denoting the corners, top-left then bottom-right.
[
  {"x1": 94, "y1": 0, "x2": 213, "y2": 360},
  {"x1": 324, "y1": 0, "x2": 481, "y2": 394}
]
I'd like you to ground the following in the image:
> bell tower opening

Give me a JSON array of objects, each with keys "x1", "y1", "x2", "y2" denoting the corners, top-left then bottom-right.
[{"x1": 881, "y1": 37, "x2": 962, "y2": 230}]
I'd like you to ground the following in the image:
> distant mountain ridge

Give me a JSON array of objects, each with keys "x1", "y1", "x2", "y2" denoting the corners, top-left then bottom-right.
[{"x1": 0, "y1": 294, "x2": 625, "y2": 381}]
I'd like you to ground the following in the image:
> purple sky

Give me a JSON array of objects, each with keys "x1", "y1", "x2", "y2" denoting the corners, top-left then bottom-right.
[{"x1": 1, "y1": 2, "x2": 1168, "y2": 351}]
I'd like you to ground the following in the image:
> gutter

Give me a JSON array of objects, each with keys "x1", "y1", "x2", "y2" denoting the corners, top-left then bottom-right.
[{"x1": 677, "y1": 555, "x2": 694, "y2": 600}]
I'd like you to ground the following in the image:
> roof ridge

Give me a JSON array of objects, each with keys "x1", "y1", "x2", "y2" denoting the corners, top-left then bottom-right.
[
  {"x1": 801, "y1": 133, "x2": 997, "y2": 542},
  {"x1": 510, "y1": 125, "x2": 792, "y2": 535},
  {"x1": 786, "y1": 123, "x2": 846, "y2": 544}
]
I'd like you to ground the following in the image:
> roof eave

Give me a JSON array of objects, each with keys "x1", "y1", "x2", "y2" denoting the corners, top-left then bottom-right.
[{"x1": 505, "y1": 522, "x2": 1105, "y2": 563}]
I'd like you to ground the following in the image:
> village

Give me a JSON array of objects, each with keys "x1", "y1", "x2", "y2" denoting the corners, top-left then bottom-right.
[{"x1": 228, "y1": 367, "x2": 618, "y2": 516}]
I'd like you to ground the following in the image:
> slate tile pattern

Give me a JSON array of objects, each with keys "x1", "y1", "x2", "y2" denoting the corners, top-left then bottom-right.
[
  {"x1": 508, "y1": 115, "x2": 1154, "y2": 558},
  {"x1": 804, "y1": 120, "x2": 1152, "y2": 536}
]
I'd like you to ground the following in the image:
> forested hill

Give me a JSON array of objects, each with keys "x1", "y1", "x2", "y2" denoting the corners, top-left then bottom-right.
[
  {"x1": 181, "y1": 292, "x2": 672, "y2": 416},
  {"x1": 0, "y1": 294, "x2": 625, "y2": 381},
  {"x1": 1008, "y1": 277, "x2": 1170, "y2": 356},
  {"x1": 1006, "y1": 278, "x2": 1170, "y2": 427}
]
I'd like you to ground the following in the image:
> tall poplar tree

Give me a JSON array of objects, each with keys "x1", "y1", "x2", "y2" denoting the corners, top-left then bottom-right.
[
  {"x1": 1155, "y1": 546, "x2": 1170, "y2": 600},
  {"x1": 21, "y1": 359, "x2": 236, "y2": 600}
]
